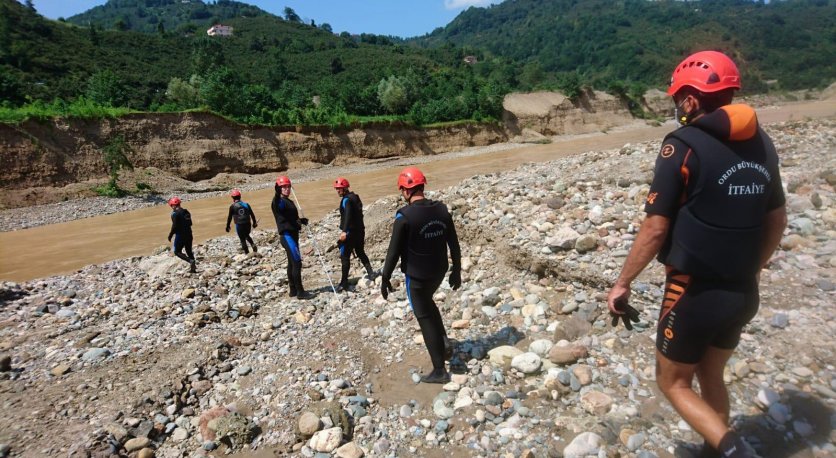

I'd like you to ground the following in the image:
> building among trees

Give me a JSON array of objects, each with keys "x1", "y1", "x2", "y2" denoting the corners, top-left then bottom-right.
[{"x1": 207, "y1": 24, "x2": 233, "y2": 36}]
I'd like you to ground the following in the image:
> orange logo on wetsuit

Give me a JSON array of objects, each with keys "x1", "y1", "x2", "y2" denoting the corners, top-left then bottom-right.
[
  {"x1": 664, "y1": 328, "x2": 674, "y2": 339},
  {"x1": 660, "y1": 144, "x2": 675, "y2": 158},
  {"x1": 646, "y1": 192, "x2": 658, "y2": 205}
]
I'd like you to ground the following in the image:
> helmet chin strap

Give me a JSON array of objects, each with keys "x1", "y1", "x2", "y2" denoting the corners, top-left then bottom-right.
[{"x1": 675, "y1": 98, "x2": 704, "y2": 126}]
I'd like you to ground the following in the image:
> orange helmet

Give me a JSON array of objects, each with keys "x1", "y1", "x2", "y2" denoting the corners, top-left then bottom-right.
[
  {"x1": 333, "y1": 177, "x2": 350, "y2": 189},
  {"x1": 168, "y1": 196, "x2": 181, "y2": 206},
  {"x1": 275, "y1": 175, "x2": 291, "y2": 187},
  {"x1": 230, "y1": 189, "x2": 241, "y2": 198},
  {"x1": 668, "y1": 50, "x2": 741, "y2": 96},
  {"x1": 398, "y1": 167, "x2": 427, "y2": 190}
]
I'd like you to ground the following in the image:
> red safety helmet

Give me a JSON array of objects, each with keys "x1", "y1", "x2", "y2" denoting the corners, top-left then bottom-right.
[
  {"x1": 275, "y1": 175, "x2": 292, "y2": 187},
  {"x1": 230, "y1": 189, "x2": 241, "y2": 198},
  {"x1": 333, "y1": 177, "x2": 350, "y2": 189},
  {"x1": 667, "y1": 50, "x2": 741, "y2": 96},
  {"x1": 398, "y1": 167, "x2": 427, "y2": 190},
  {"x1": 168, "y1": 196, "x2": 181, "y2": 206}
]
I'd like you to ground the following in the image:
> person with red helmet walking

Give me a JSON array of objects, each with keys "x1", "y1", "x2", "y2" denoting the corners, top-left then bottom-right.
[
  {"x1": 271, "y1": 176, "x2": 311, "y2": 299},
  {"x1": 167, "y1": 196, "x2": 197, "y2": 273},
  {"x1": 225, "y1": 189, "x2": 258, "y2": 254},
  {"x1": 333, "y1": 177, "x2": 376, "y2": 292},
  {"x1": 607, "y1": 51, "x2": 787, "y2": 458},
  {"x1": 381, "y1": 167, "x2": 462, "y2": 384}
]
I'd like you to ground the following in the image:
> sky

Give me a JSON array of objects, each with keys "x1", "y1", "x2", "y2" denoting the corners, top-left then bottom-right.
[{"x1": 23, "y1": 0, "x2": 503, "y2": 38}]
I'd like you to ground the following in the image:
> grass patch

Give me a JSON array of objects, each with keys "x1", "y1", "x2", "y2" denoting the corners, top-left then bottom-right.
[{"x1": 0, "y1": 98, "x2": 135, "y2": 124}]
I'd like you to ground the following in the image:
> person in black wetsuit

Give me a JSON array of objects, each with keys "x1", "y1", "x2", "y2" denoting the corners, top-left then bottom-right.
[
  {"x1": 333, "y1": 177, "x2": 375, "y2": 292},
  {"x1": 606, "y1": 51, "x2": 787, "y2": 458},
  {"x1": 271, "y1": 176, "x2": 311, "y2": 299},
  {"x1": 225, "y1": 188, "x2": 258, "y2": 254},
  {"x1": 381, "y1": 167, "x2": 462, "y2": 384},
  {"x1": 167, "y1": 196, "x2": 196, "y2": 273}
]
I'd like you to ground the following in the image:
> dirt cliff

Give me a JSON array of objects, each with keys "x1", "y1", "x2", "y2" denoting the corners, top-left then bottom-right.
[
  {"x1": 0, "y1": 113, "x2": 507, "y2": 189},
  {"x1": 0, "y1": 90, "x2": 649, "y2": 209},
  {"x1": 502, "y1": 89, "x2": 636, "y2": 136}
]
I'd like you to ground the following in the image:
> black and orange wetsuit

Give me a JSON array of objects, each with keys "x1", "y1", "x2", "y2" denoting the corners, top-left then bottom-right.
[{"x1": 645, "y1": 104, "x2": 785, "y2": 363}]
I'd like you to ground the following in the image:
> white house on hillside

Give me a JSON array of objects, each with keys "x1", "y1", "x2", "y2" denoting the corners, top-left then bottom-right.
[{"x1": 207, "y1": 25, "x2": 233, "y2": 37}]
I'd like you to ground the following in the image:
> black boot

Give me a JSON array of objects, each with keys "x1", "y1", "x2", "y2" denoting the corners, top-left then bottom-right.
[
  {"x1": 189, "y1": 260, "x2": 197, "y2": 273},
  {"x1": 364, "y1": 262, "x2": 376, "y2": 280},
  {"x1": 336, "y1": 281, "x2": 350, "y2": 293},
  {"x1": 420, "y1": 368, "x2": 450, "y2": 384}
]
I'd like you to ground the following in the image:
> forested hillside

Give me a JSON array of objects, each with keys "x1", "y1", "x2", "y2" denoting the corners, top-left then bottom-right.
[
  {"x1": 1, "y1": 0, "x2": 834, "y2": 127},
  {"x1": 416, "y1": 0, "x2": 836, "y2": 92}
]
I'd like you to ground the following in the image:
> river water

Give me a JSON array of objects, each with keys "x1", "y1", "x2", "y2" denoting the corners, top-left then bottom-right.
[{"x1": 1, "y1": 100, "x2": 833, "y2": 282}]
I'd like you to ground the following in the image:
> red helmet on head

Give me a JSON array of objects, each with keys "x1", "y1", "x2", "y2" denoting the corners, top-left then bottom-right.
[
  {"x1": 398, "y1": 167, "x2": 427, "y2": 190},
  {"x1": 168, "y1": 196, "x2": 181, "y2": 206},
  {"x1": 667, "y1": 50, "x2": 741, "y2": 96},
  {"x1": 333, "y1": 177, "x2": 350, "y2": 189},
  {"x1": 230, "y1": 189, "x2": 241, "y2": 198},
  {"x1": 275, "y1": 175, "x2": 291, "y2": 187}
]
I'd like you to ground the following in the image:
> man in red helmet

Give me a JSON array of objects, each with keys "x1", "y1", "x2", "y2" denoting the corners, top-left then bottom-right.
[
  {"x1": 225, "y1": 189, "x2": 258, "y2": 254},
  {"x1": 271, "y1": 176, "x2": 311, "y2": 299},
  {"x1": 381, "y1": 167, "x2": 462, "y2": 384},
  {"x1": 333, "y1": 177, "x2": 376, "y2": 292},
  {"x1": 607, "y1": 51, "x2": 787, "y2": 458},
  {"x1": 167, "y1": 196, "x2": 197, "y2": 273}
]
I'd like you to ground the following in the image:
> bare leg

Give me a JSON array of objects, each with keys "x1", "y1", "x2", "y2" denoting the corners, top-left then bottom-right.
[
  {"x1": 696, "y1": 346, "x2": 735, "y2": 428},
  {"x1": 656, "y1": 350, "x2": 730, "y2": 448}
]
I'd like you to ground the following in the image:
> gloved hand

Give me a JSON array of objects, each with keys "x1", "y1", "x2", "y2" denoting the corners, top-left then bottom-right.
[
  {"x1": 381, "y1": 276, "x2": 394, "y2": 299},
  {"x1": 300, "y1": 218, "x2": 309, "y2": 226},
  {"x1": 253, "y1": 222, "x2": 258, "y2": 228},
  {"x1": 449, "y1": 267, "x2": 461, "y2": 290},
  {"x1": 167, "y1": 234, "x2": 173, "y2": 242},
  {"x1": 225, "y1": 226, "x2": 230, "y2": 233},
  {"x1": 610, "y1": 298, "x2": 641, "y2": 330}
]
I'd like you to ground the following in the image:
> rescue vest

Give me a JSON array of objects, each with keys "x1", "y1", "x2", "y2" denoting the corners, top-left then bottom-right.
[
  {"x1": 232, "y1": 201, "x2": 252, "y2": 225},
  {"x1": 339, "y1": 192, "x2": 365, "y2": 232},
  {"x1": 397, "y1": 200, "x2": 454, "y2": 280},
  {"x1": 659, "y1": 125, "x2": 780, "y2": 280}
]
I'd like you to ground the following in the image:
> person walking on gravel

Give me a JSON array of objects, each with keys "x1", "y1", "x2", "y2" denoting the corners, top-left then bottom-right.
[
  {"x1": 381, "y1": 167, "x2": 462, "y2": 384},
  {"x1": 333, "y1": 177, "x2": 376, "y2": 292},
  {"x1": 607, "y1": 51, "x2": 787, "y2": 458},
  {"x1": 225, "y1": 188, "x2": 258, "y2": 254},
  {"x1": 272, "y1": 176, "x2": 311, "y2": 299},
  {"x1": 167, "y1": 196, "x2": 197, "y2": 273}
]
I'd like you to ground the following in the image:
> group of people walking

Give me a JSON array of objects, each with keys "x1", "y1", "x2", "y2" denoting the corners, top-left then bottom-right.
[{"x1": 164, "y1": 52, "x2": 786, "y2": 457}]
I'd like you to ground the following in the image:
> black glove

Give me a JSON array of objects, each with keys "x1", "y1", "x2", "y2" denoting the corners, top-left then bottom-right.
[
  {"x1": 449, "y1": 267, "x2": 461, "y2": 290},
  {"x1": 167, "y1": 234, "x2": 173, "y2": 242},
  {"x1": 300, "y1": 218, "x2": 309, "y2": 226},
  {"x1": 225, "y1": 226, "x2": 230, "y2": 233},
  {"x1": 381, "y1": 276, "x2": 394, "y2": 299},
  {"x1": 253, "y1": 222, "x2": 258, "y2": 228},
  {"x1": 610, "y1": 298, "x2": 641, "y2": 331}
]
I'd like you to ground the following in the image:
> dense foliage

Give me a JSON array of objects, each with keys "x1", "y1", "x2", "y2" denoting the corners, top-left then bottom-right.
[
  {"x1": 2, "y1": 0, "x2": 833, "y2": 126},
  {"x1": 415, "y1": 0, "x2": 836, "y2": 92},
  {"x1": 1, "y1": 0, "x2": 507, "y2": 125}
]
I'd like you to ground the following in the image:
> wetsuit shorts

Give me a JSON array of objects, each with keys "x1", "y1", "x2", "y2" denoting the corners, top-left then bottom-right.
[{"x1": 656, "y1": 269, "x2": 759, "y2": 364}]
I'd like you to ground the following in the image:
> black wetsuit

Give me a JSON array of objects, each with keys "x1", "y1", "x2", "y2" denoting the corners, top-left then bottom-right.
[
  {"x1": 382, "y1": 198, "x2": 461, "y2": 371},
  {"x1": 338, "y1": 191, "x2": 373, "y2": 287},
  {"x1": 227, "y1": 200, "x2": 258, "y2": 253},
  {"x1": 271, "y1": 192, "x2": 305, "y2": 296},
  {"x1": 168, "y1": 207, "x2": 195, "y2": 267},
  {"x1": 645, "y1": 104, "x2": 785, "y2": 364}
]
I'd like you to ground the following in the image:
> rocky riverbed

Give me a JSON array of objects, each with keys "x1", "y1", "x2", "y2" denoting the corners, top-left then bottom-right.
[{"x1": 0, "y1": 118, "x2": 833, "y2": 458}]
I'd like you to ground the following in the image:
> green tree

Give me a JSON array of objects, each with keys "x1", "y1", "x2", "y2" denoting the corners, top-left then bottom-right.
[
  {"x1": 86, "y1": 70, "x2": 127, "y2": 107},
  {"x1": 320, "y1": 23, "x2": 333, "y2": 33},
  {"x1": 283, "y1": 7, "x2": 301, "y2": 23},
  {"x1": 191, "y1": 37, "x2": 224, "y2": 75},
  {"x1": 377, "y1": 75, "x2": 411, "y2": 114},
  {"x1": 157, "y1": 21, "x2": 165, "y2": 36},
  {"x1": 165, "y1": 75, "x2": 202, "y2": 108},
  {"x1": 200, "y1": 66, "x2": 244, "y2": 117},
  {"x1": 330, "y1": 57, "x2": 343, "y2": 75}
]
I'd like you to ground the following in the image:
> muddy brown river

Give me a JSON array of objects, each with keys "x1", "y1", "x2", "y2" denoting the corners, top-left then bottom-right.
[{"x1": 1, "y1": 100, "x2": 833, "y2": 282}]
